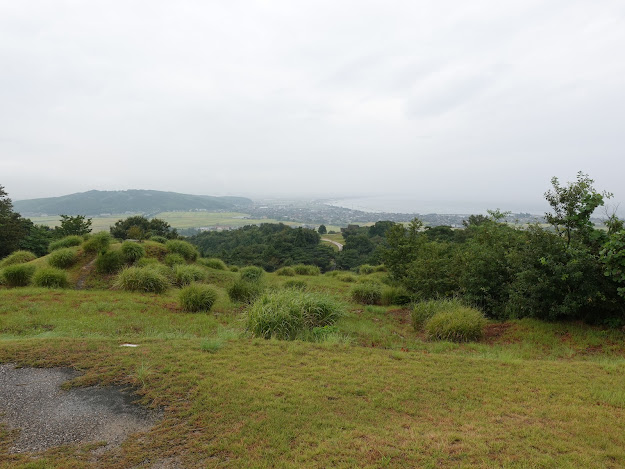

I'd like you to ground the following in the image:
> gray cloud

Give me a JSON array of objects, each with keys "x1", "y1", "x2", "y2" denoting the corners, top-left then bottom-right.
[{"x1": 1, "y1": 0, "x2": 624, "y2": 215}]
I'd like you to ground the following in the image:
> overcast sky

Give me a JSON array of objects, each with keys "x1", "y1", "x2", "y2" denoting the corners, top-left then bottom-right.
[{"x1": 1, "y1": 0, "x2": 624, "y2": 213}]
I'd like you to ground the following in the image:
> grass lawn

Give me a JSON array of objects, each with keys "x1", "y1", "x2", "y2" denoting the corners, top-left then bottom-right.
[{"x1": 1, "y1": 250, "x2": 625, "y2": 467}]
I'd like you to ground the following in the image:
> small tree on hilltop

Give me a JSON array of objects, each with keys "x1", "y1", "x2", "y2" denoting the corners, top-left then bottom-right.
[
  {"x1": 318, "y1": 224, "x2": 327, "y2": 235},
  {"x1": 58, "y1": 214, "x2": 92, "y2": 236}
]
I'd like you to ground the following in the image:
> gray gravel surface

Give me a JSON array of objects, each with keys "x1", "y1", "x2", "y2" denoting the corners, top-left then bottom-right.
[{"x1": 0, "y1": 364, "x2": 159, "y2": 453}]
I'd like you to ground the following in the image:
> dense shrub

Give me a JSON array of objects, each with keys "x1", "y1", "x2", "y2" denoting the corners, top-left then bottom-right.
[
  {"x1": 173, "y1": 265, "x2": 207, "y2": 287},
  {"x1": 1, "y1": 264, "x2": 36, "y2": 286},
  {"x1": 247, "y1": 290, "x2": 344, "y2": 340},
  {"x1": 276, "y1": 266, "x2": 296, "y2": 276},
  {"x1": 240, "y1": 266, "x2": 265, "y2": 282},
  {"x1": 412, "y1": 298, "x2": 466, "y2": 330},
  {"x1": 282, "y1": 279, "x2": 307, "y2": 291},
  {"x1": 293, "y1": 264, "x2": 321, "y2": 276},
  {"x1": 32, "y1": 267, "x2": 69, "y2": 288},
  {"x1": 359, "y1": 264, "x2": 375, "y2": 275},
  {"x1": 114, "y1": 266, "x2": 169, "y2": 293},
  {"x1": 48, "y1": 248, "x2": 78, "y2": 269},
  {"x1": 149, "y1": 235, "x2": 168, "y2": 244},
  {"x1": 164, "y1": 253, "x2": 186, "y2": 267},
  {"x1": 381, "y1": 286, "x2": 413, "y2": 306},
  {"x1": 179, "y1": 284, "x2": 219, "y2": 312},
  {"x1": 95, "y1": 250, "x2": 125, "y2": 274},
  {"x1": 144, "y1": 241, "x2": 168, "y2": 260},
  {"x1": 82, "y1": 232, "x2": 112, "y2": 253},
  {"x1": 0, "y1": 250, "x2": 36, "y2": 267},
  {"x1": 351, "y1": 282, "x2": 383, "y2": 305},
  {"x1": 425, "y1": 307, "x2": 486, "y2": 342},
  {"x1": 48, "y1": 235, "x2": 83, "y2": 252},
  {"x1": 227, "y1": 279, "x2": 265, "y2": 303},
  {"x1": 197, "y1": 258, "x2": 227, "y2": 270},
  {"x1": 165, "y1": 240, "x2": 198, "y2": 261},
  {"x1": 121, "y1": 241, "x2": 145, "y2": 264}
]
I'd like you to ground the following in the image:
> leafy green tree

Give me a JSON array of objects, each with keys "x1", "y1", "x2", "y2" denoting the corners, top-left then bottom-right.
[
  {"x1": 544, "y1": 172, "x2": 611, "y2": 247},
  {"x1": 57, "y1": 214, "x2": 92, "y2": 236},
  {"x1": 0, "y1": 185, "x2": 32, "y2": 258},
  {"x1": 20, "y1": 224, "x2": 55, "y2": 257},
  {"x1": 318, "y1": 224, "x2": 327, "y2": 234},
  {"x1": 110, "y1": 216, "x2": 178, "y2": 240}
]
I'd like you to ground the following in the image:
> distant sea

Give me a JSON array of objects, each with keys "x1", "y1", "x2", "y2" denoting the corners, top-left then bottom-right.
[{"x1": 325, "y1": 196, "x2": 544, "y2": 215}]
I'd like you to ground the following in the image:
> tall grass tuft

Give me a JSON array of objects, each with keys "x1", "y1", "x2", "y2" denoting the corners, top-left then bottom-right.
[
  {"x1": 358, "y1": 264, "x2": 376, "y2": 275},
  {"x1": 48, "y1": 236, "x2": 83, "y2": 252},
  {"x1": 48, "y1": 248, "x2": 78, "y2": 269},
  {"x1": 283, "y1": 279, "x2": 307, "y2": 291},
  {"x1": 0, "y1": 250, "x2": 36, "y2": 267},
  {"x1": 197, "y1": 258, "x2": 227, "y2": 270},
  {"x1": 164, "y1": 253, "x2": 186, "y2": 267},
  {"x1": 179, "y1": 284, "x2": 219, "y2": 312},
  {"x1": 227, "y1": 279, "x2": 265, "y2": 303},
  {"x1": 149, "y1": 235, "x2": 167, "y2": 244},
  {"x1": 173, "y1": 265, "x2": 207, "y2": 287},
  {"x1": 165, "y1": 240, "x2": 198, "y2": 261},
  {"x1": 247, "y1": 290, "x2": 344, "y2": 340},
  {"x1": 240, "y1": 266, "x2": 264, "y2": 282},
  {"x1": 412, "y1": 298, "x2": 466, "y2": 331},
  {"x1": 275, "y1": 266, "x2": 296, "y2": 276},
  {"x1": 82, "y1": 232, "x2": 112, "y2": 253},
  {"x1": 425, "y1": 307, "x2": 487, "y2": 342},
  {"x1": 381, "y1": 286, "x2": 413, "y2": 306},
  {"x1": 293, "y1": 264, "x2": 321, "y2": 275},
  {"x1": 95, "y1": 251, "x2": 125, "y2": 274},
  {"x1": 114, "y1": 266, "x2": 169, "y2": 293},
  {"x1": 121, "y1": 241, "x2": 145, "y2": 263},
  {"x1": 1, "y1": 264, "x2": 36, "y2": 287},
  {"x1": 351, "y1": 282, "x2": 383, "y2": 305},
  {"x1": 32, "y1": 267, "x2": 69, "y2": 288},
  {"x1": 144, "y1": 241, "x2": 168, "y2": 260}
]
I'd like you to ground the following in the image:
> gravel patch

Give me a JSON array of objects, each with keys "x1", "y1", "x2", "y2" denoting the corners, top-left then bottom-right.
[{"x1": 0, "y1": 364, "x2": 160, "y2": 453}]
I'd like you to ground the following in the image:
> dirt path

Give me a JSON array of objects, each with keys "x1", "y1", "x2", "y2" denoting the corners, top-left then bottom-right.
[
  {"x1": 75, "y1": 257, "x2": 97, "y2": 290},
  {"x1": 321, "y1": 238, "x2": 343, "y2": 251}
]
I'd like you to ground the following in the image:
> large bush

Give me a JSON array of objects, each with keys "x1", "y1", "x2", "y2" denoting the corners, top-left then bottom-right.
[
  {"x1": 1, "y1": 264, "x2": 36, "y2": 287},
  {"x1": 120, "y1": 241, "x2": 145, "y2": 264},
  {"x1": 48, "y1": 248, "x2": 78, "y2": 269},
  {"x1": 351, "y1": 281, "x2": 383, "y2": 305},
  {"x1": 247, "y1": 290, "x2": 344, "y2": 340},
  {"x1": 165, "y1": 240, "x2": 198, "y2": 262},
  {"x1": 0, "y1": 250, "x2": 36, "y2": 267},
  {"x1": 48, "y1": 235, "x2": 83, "y2": 252},
  {"x1": 424, "y1": 307, "x2": 486, "y2": 342},
  {"x1": 114, "y1": 266, "x2": 169, "y2": 293},
  {"x1": 32, "y1": 267, "x2": 69, "y2": 288},
  {"x1": 179, "y1": 284, "x2": 219, "y2": 312}
]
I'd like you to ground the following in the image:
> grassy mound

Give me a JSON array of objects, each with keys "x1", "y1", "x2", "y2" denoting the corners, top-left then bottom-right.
[
  {"x1": 412, "y1": 298, "x2": 466, "y2": 330},
  {"x1": 165, "y1": 240, "x2": 198, "y2": 262},
  {"x1": 351, "y1": 281, "x2": 383, "y2": 305},
  {"x1": 0, "y1": 250, "x2": 36, "y2": 267},
  {"x1": 95, "y1": 251, "x2": 125, "y2": 274},
  {"x1": 173, "y1": 265, "x2": 207, "y2": 287},
  {"x1": 120, "y1": 241, "x2": 145, "y2": 264},
  {"x1": 114, "y1": 266, "x2": 169, "y2": 293},
  {"x1": 32, "y1": 267, "x2": 70, "y2": 289},
  {"x1": 48, "y1": 248, "x2": 79, "y2": 269},
  {"x1": 247, "y1": 290, "x2": 344, "y2": 340},
  {"x1": 49, "y1": 235, "x2": 83, "y2": 252},
  {"x1": 275, "y1": 266, "x2": 296, "y2": 276},
  {"x1": 240, "y1": 266, "x2": 264, "y2": 282},
  {"x1": 82, "y1": 232, "x2": 112, "y2": 253},
  {"x1": 197, "y1": 258, "x2": 227, "y2": 270},
  {"x1": 1, "y1": 263, "x2": 36, "y2": 287},
  {"x1": 425, "y1": 307, "x2": 487, "y2": 342},
  {"x1": 293, "y1": 264, "x2": 321, "y2": 276}
]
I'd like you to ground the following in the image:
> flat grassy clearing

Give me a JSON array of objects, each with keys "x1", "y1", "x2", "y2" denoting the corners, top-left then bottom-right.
[
  {"x1": 2, "y1": 252, "x2": 625, "y2": 467},
  {"x1": 29, "y1": 212, "x2": 303, "y2": 232}
]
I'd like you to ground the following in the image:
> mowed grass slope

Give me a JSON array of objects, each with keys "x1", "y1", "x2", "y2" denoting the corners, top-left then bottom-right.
[{"x1": 2, "y1": 257, "x2": 625, "y2": 466}]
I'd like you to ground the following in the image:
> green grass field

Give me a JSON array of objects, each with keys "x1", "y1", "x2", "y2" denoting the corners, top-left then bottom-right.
[{"x1": 1, "y1": 246, "x2": 625, "y2": 467}]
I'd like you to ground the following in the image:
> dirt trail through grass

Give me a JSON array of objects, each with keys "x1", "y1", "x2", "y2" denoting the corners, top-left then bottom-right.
[{"x1": 75, "y1": 257, "x2": 97, "y2": 290}]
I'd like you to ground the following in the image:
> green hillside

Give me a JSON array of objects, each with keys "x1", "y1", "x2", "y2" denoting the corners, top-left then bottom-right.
[{"x1": 14, "y1": 190, "x2": 253, "y2": 216}]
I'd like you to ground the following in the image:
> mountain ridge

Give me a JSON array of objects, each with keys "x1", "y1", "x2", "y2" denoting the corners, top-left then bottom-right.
[{"x1": 14, "y1": 189, "x2": 253, "y2": 216}]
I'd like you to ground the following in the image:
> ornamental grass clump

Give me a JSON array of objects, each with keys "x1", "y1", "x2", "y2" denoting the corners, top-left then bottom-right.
[
  {"x1": 48, "y1": 248, "x2": 78, "y2": 269},
  {"x1": 227, "y1": 279, "x2": 265, "y2": 303},
  {"x1": 179, "y1": 284, "x2": 219, "y2": 312},
  {"x1": 95, "y1": 251, "x2": 125, "y2": 274},
  {"x1": 412, "y1": 298, "x2": 466, "y2": 330},
  {"x1": 165, "y1": 240, "x2": 198, "y2": 262},
  {"x1": 164, "y1": 253, "x2": 186, "y2": 267},
  {"x1": 239, "y1": 266, "x2": 265, "y2": 282},
  {"x1": 1, "y1": 264, "x2": 36, "y2": 287},
  {"x1": 381, "y1": 286, "x2": 413, "y2": 306},
  {"x1": 275, "y1": 266, "x2": 296, "y2": 276},
  {"x1": 293, "y1": 264, "x2": 321, "y2": 276},
  {"x1": 114, "y1": 266, "x2": 169, "y2": 293},
  {"x1": 0, "y1": 250, "x2": 36, "y2": 267},
  {"x1": 351, "y1": 281, "x2": 383, "y2": 305},
  {"x1": 247, "y1": 290, "x2": 344, "y2": 340},
  {"x1": 197, "y1": 258, "x2": 227, "y2": 270},
  {"x1": 358, "y1": 264, "x2": 376, "y2": 275},
  {"x1": 48, "y1": 236, "x2": 83, "y2": 252},
  {"x1": 82, "y1": 232, "x2": 112, "y2": 253},
  {"x1": 424, "y1": 306, "x2": 486, "y2": 342},
  {"x1": 32, "y1": 267, "x2": 69, "y2": 289},
  {"x1": 121, "y1": 241, "x2": 145, "y2": 264},
  {"x1": 173, "y1": 264, "x2": 207, "y2": 287},
  {"x1": 282, "y1": 279, "x2": 307, "y2": 291}
]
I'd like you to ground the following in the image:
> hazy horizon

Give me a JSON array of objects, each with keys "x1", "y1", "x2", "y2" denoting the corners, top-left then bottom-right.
[{"x1": 2, "y1": 1, "x2": 624, "y2": 213}]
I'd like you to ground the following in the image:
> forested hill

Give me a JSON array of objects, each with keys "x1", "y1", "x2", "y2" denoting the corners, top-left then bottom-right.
[{"x1": 14, "y1": 190, "x2": 253, "y2": 216}]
